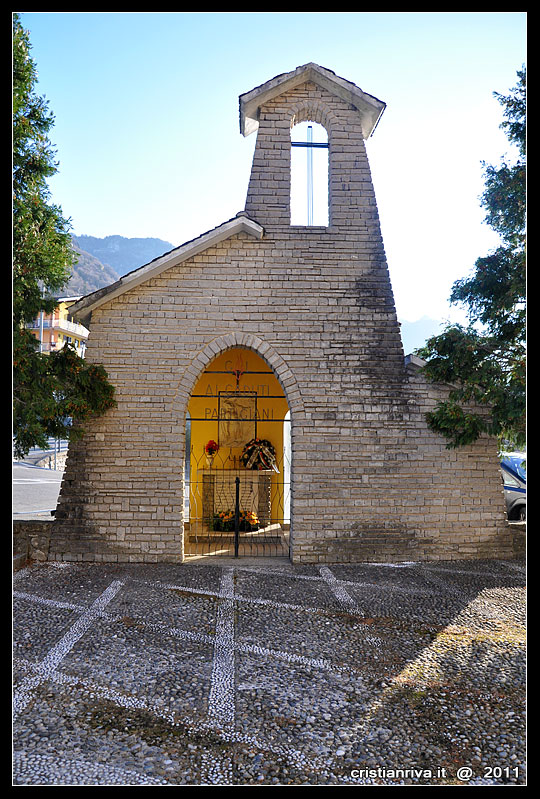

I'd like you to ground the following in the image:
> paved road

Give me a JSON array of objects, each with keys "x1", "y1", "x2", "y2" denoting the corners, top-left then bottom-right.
[{"x1": 12, "y1": 462, "x2": 63, "y2": 516}]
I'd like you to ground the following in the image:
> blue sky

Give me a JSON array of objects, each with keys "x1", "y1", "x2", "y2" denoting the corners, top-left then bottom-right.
[{"x1": 19, "y1": 11, "x2": 526, "y2": 339}]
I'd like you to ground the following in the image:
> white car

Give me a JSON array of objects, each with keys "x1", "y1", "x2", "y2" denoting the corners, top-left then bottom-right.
[{"x1": 501, "y1": 452, "x2": 526, "y2": 521}]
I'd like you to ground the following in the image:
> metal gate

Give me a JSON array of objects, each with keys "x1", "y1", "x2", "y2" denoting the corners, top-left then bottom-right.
[{"x1": 184, "y1": 445, "x2": 290, "y2": 558}]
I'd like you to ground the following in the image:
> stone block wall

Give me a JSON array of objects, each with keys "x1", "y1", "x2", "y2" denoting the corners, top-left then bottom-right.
[{"x1": 13, "y1": 519, "x2": 53, "y2": 569}]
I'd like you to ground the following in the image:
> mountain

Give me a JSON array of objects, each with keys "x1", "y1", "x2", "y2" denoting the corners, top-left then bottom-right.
[
  {"x1": 61, "y1": 243, "x2": 120, "y2": 296},
  {"x1": 72, "y1": 234, "x2": 175, "y2": 278},
  {"x1": 61, "y1": 234, "x2": 176, "y2": 297}
]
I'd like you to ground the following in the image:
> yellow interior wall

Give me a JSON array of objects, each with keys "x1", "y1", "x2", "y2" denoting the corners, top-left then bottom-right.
[{"x1": 187, "y1": 348, "x2": 289, "y2": 523}]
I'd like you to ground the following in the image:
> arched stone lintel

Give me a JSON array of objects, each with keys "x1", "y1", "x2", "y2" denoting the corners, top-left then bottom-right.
[
  {"x1": 171, "y1": 332, "x2": 305, "y2": 426},
  {"x1": 289, "y1": 98, "x2": 339, "y2": 135}
]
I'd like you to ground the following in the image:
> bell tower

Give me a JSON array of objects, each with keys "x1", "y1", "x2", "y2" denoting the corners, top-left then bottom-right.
[
  {"x1": 240, "y1": 63, "x2": 386, "y2": 231},
  {"x1": 239, "y1": 62, "x2": 404, "y2": 377}
]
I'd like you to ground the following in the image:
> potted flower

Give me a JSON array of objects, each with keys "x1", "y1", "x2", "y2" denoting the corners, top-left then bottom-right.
[
  {"x1": 212, "y1": 510, "x2": 235, "y2": 531},
  {"x1": 205, "y1": 439, "x2": 219, "y2": 467},
  {"x1": 240, "y1": 510, "x2": 260, "y2": 531},
  {"x1": 211, "y1": 509, "x2": 260, "y2": 532}
]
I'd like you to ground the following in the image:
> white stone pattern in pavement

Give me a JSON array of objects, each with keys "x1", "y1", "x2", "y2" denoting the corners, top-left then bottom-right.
[
  {"x1": 202, "y1": 567, "x2": 236, "y2": 783},
  {"x1": 13, "y1": 579, "x2": 124, "y2": 719},
  {"x1": 319, "y1": 565, "x2": 362, "y2": 614}
]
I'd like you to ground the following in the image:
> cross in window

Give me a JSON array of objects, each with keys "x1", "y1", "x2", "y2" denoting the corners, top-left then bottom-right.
[{"x1": 291, "y1": 125, "x2": 329, "y2": 225}]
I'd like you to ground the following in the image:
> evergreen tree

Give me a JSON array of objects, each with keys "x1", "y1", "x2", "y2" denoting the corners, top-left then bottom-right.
[
  {"x1": 418, "y1": 68, "x2": 526, "y2": 450},
  {"x1": 13, "y1": 13, "x2": 116, "y2": 458}
]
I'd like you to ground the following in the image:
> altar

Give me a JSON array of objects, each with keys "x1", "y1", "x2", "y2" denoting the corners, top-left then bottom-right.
[{"x1": 202, "y1": 468, "x2": 272, "y2": 528}]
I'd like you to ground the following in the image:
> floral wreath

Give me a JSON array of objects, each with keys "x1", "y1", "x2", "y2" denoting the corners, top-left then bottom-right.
[{"x1": 240, "y1": 438, "x2": 279, "y2": 472}]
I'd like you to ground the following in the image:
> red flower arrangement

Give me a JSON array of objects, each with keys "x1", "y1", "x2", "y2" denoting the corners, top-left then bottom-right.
[{"x1": 205, "y1": 440, "x2": 219, "y2": 456}]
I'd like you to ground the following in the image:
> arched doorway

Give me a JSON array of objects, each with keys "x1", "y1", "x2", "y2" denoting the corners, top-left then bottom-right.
[{"x1": 184, "y1": 347, "x2": 291, "y2": 558}]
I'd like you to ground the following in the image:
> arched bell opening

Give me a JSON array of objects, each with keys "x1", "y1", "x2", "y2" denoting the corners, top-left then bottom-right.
[{"x1": 290, "y1": 120, "x2": 329, "y2": 227}]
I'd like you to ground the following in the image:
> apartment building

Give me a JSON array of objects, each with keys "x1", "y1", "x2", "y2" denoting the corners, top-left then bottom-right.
[{"x1": 27, "y1": 296, "x2": 89, "y2": 358}]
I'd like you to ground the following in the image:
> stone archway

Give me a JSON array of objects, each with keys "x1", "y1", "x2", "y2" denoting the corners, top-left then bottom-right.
[
  {"x1": 172, "y1": 333, "x2": 305, "y2": 421},
  {"x1": 171, "y1": 333, "x2": 305, "y2": 560}
]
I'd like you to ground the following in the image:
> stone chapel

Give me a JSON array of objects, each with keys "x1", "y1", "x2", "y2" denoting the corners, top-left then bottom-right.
[{"x1": 50, "y1": 63, "x2": 514, "y2": 564}]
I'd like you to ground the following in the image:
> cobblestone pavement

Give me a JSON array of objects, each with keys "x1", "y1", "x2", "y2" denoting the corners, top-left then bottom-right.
[{"x1": 13, "y1": 557, "x2": 526, "y2": 786}]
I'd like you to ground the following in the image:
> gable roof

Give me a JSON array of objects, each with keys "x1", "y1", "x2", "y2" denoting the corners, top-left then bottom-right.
[
  {"x1": 69, "y1": 213, "x2": 264, "y2": 325},
  {"x1": 239, "y1": 62, "x2": 386, "y2": 139}
]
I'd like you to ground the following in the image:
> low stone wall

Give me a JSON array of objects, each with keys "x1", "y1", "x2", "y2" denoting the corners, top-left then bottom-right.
[
  {"x1": 13, "y1": 517, "x2": 525, "y2": 569},
  {"x1": 509, "y1": 521, "x2": 526, "y2": 557},
  {"x1": 13, "y1": 519, "x2": 53, "y2": 570},
  {"x1": 34, "y1": 452, "x2": 68, "y2": 471}
]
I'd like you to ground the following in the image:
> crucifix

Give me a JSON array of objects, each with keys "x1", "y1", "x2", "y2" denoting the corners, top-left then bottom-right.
[
  {"x1": 291, "y1": 124, "x2": 329, "y2": 225},
  {"x1": 230, "y1": 352, "x2": 246, "y2": 390}
]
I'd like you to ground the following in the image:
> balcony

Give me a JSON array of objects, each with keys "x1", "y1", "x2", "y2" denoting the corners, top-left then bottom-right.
[
  {"x1": 27, "y1": 317, "x2": 89, "y2": 340},
  {"x1": 52, "y1": 318, "x2": 89, "y2": 339}
]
